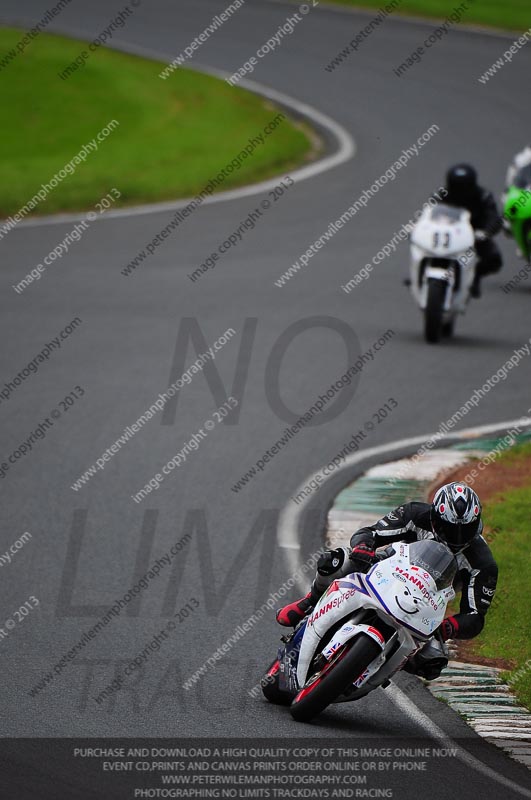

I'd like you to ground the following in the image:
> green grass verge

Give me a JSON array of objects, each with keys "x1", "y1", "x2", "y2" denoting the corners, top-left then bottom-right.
[
  {"x1": 473, "y1": 442, "x2": 531, "y2": 710},
  {"x1": 0, "y1": 27, "x2": 313, "y2": 216},
  {"x1": 320, "y1": 0, "x2": 530, "y2": 32}
]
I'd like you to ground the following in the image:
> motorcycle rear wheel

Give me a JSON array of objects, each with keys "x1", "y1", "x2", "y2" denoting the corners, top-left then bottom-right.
[
  {"x1": 424, "y1": 280, "x2": 446, "y2": 343},
  {"x1": 290, "y1": 634, "x2": 381, "y2": 722}
]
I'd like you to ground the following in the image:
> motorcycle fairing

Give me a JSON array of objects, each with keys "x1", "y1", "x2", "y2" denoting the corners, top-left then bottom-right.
[{"x1": 295, "y1": 545, "x2": 454, "y2": 690}]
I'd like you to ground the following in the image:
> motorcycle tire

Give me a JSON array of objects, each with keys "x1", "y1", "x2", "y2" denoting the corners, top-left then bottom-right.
[
  {"x1": 424, "y1": 280, "x2": 446, "y2": 344},
  {"x1": 290, "y1": 634, "x2": 381, "y2": 722},
  {"x1": 442, "y1": 318, "x2": 455, "y2": 338}
]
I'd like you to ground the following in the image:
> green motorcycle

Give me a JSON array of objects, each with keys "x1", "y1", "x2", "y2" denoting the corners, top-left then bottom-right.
[{"x1": 503, "y1": 164, "x2": 531, "y2": 263}]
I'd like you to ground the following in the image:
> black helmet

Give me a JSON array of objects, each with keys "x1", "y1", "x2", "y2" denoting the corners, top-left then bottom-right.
[
  {"x1": 431, "y1": 482, "x2": 482, "y2": 553},
  {"x1": 445, "y1": 164, "x2": 479, "y2": 202}
]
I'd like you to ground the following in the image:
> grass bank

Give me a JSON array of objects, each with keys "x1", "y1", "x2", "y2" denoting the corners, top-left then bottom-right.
[
  {"x1": 448, "y1": 440, "x2": 531, "y2": 710},
  {"x1": 0, "y1": 27, "x2": 314, "y2": 216},
  {"x1": 320, "y1": 0, "x2": 529, "y2": 32}
]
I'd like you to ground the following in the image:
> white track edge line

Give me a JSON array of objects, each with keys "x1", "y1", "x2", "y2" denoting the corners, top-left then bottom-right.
[
  {"x1": 277, "y1": 417, "x2": 531, "y2": 797},
  {"x1": 387, "y1": 683, "x2": 531, "y2": 798},
  {"x1": 0, "y1": 38, "x2": 354, "y2": 230},
  {"x1": 265, "y1": 0, "x2": 528, "y2": 40},
  {"x1": 278, "y1": 416, "x2": 531, "y2": 570}
]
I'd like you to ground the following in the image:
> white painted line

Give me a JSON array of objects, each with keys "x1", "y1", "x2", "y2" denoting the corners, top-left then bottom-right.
[
  {"x1": 387, "y1": 682, "x2": 531, "y2": 797},
  {"x1": 326, "y1": 514, "x2": 377, "y2": 547},
  {"x1": 1, "y1": 40, "x2": 355, "y2": 231},
  {"x1": 327, "y1": 512, "x2": 377, "y2": 523},
  {"x1": 278, "y1": 417, "x2": 531, "y2": 589},
  {"x1": 473, "y1": 720, "x2": 531, "y2": 728},
  {"x1": 365, "y1": 449, "x2": 473, "y2": 480},
  {"x1": 266, "y1": 0, "x2": 526, "y2": 40},
  {"x1": 277, "y1": 418, "x2": 531, "y2": 784},
  {"x1": 449, "y1": 661, "x2": 501, "y2": 672},
  {"x1": 451, "y1": 693, "x2": 519, "y2": 698}
]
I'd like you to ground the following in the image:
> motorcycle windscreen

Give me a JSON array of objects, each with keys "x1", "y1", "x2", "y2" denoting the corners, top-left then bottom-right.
[
  {"x1": 514, "y1": 164, "x2": 531, "y2": 189},
  {"x1": 407, "y1": 540, "x2": 457, "y2": 590},
  {"x1": 429, "y1": 204, "x2": 467, "y2": 223}
]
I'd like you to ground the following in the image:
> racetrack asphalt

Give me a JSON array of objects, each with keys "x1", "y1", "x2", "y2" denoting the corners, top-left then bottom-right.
[{"x1": 0, "y1": 0, "x2": 530, "y2": 796}]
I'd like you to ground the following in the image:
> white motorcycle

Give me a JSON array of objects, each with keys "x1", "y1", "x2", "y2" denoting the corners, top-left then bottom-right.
[
  {"x1": 408, "y1": 203, "x2": 477, "y2": 343},
  {"x1": 261, "y1": 540, "x2": 457, "y2": 722}
]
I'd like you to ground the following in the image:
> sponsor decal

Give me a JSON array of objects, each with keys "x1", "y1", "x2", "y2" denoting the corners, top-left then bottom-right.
[
  {"x1": 308, "y1": 587, "x2": 359, "y2": 626},
  {"x1": 338, "y1": 578, "x2": 361, "y2": 590},
  {"x1": 395, "y1": 591, "x2": 421, "y2": 615},
  {"x1": 324, "y1": 641, "x2": 342, "y2": 658},
  {"x1": 353, "y1": 667, "x2": 370, "y2": 688},
  {"x1": 367, "y1": 625, "x2": 385, "y2": 644},
  {"x1": 394, "y1": 566, "x2": 439, "y2": 610}
]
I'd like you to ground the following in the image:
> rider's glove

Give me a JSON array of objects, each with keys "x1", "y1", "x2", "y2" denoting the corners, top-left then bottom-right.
[
  {"x1": 440, "y1": 616, "x2": 459, "y2": 641},
  {"x1": 374, "y1": 544, "x2": 396, "y2": 561},
  {"x1": 348, "y1": 542, "x2": 376, "y2": 573},
  {"x1": 317, "y1": 548, "x2": 347, "y2": 576}
]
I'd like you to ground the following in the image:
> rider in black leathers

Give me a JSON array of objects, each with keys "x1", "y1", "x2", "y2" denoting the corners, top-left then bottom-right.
[
  {"x1": 277, "y1": 482, "x2": 498, "y2": 679},
  {"x1": 444, "y1": 164, "x2": 503, "y2": 297}
]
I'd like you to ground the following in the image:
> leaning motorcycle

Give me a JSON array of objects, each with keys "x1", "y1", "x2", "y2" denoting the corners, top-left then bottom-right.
[
  {"x1": 503, "y1": 163, "x2": 531, "y2": 264},
  {"x1": 261, "y1": 540, "x2": 456, "y2": 723},
  {"x1": 408, "y1": 203, "x2": 477, "y2": 343}
]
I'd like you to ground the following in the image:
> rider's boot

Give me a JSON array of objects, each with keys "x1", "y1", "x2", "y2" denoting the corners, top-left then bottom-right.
[
  {"x1": 276, "y1": 585, "x2": 319, "y2": 627},
  {"x1": 470, "y1": 273, "x2": 482, "y2": 298}
]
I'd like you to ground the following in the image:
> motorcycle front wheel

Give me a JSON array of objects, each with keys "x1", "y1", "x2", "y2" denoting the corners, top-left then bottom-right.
[
  {"x1": 442, "y1": 318, "x2": 455, "y2": 338},
  {"x1": 290, "y1": 634, "x2": 381, "y2": 722},
  {"x1": 424, "y1": 280, "x2": 446, "y2": 343}
]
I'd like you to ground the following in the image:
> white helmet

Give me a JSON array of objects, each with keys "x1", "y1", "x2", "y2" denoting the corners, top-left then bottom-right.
[{"x1": 431, "y1": 482, "x2": 482, "y2": 552}]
